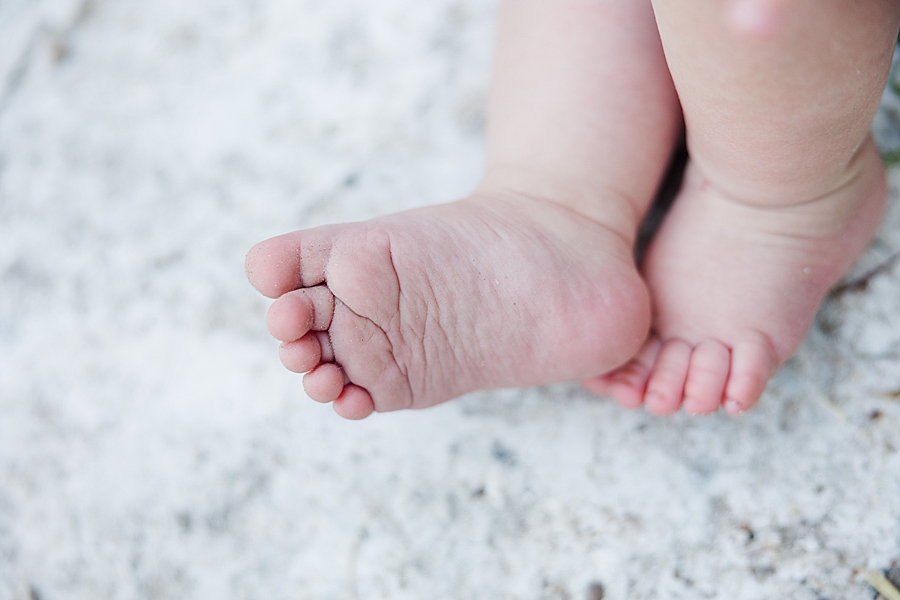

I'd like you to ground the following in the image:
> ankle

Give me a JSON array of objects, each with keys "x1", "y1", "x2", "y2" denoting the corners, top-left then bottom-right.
[
  {"x1": 477, "y1": 165, "x2": 644, "y2": 247},
  {"x1": 694, "y1": 136, "x2": 884, "y2": 209},
  {"x1": 686, "y1": 139, "x2": 887, "y2": 242}
]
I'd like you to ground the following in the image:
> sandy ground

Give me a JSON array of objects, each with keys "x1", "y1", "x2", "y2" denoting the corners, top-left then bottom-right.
[{"x1": 1, "y1": 0, "x2": 899, "y2": 598}]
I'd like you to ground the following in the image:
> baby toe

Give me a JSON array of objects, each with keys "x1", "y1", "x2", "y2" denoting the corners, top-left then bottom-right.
[
  {"x1": 245, "y1": 227, "x2": 338, "y2": 298},
  {"x1": 644, "y1": 339, "x2": 692, "y2": 416},
  {"x1": 267, "y1": 292, "x2": 313, "y2": 342},
  {"x1": 682, "y1": 340, "x2": 730, "y2": 415},
  {"x1": 303, "y1": 363, "x2": 346, "y2": 403},
  {"x1": 607, "y1": 379, "x2": 648, "y2": 410},
  {"x1": 588, "y1": 338, "x2": 661, "y2": 409},
  {"x1": 584, "y1": 365, "x2": 646, "y2": 409},
  {"x1": 333, "y1": 385, "x2": 376, "y2": 420},
  {"x1": 723, "y1": 334, "x2": 778, "y2": 414},
  {"x1": 279, "y1": 334, "x2": 323, "y2": 373},
  {"x1": 245, "y1": 237, "x2": 304, "y2": 298},
  {"x1": 267, "y1": 286, "x2": 335, "y2": 342}
]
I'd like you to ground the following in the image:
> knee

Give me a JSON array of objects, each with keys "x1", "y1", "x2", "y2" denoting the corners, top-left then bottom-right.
[{"x1": 723, "y1": 0, "x2": 789, "y2": 39}]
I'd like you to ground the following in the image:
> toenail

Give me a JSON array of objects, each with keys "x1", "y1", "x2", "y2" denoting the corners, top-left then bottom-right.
[{"x1": 723, "y1": 398, "x2": 746, "y2": 414}]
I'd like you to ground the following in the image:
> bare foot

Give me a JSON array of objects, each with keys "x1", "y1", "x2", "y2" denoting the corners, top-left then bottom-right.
[
  {"x1": 247, "y1": 189, "x2": 650, "y2": 419},
  {"x1": 584, "y1": 138, "x2": 886, "y2": 416}
]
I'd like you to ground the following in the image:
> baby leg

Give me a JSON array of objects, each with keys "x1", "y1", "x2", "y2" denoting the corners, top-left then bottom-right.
[
  {"x1": 593, "y1": 0, "x2": 900, "y2": 415},
  {"x1": 247, "y1": 0, "x2": 681, "y2": 417}
]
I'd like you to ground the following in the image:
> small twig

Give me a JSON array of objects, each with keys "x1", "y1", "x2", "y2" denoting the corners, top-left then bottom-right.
[
  {"x1": 857, "y1": 569, "x2": 900, "y2": 600},
  {"x1": 810, "y1": 391, "x2": 848, "y2": 424},
  {"x1": 876, "y1": 387, "x2": 900, "y2": 399},
  {"x1": 830, "y1": 249, "x2": 900, "y2": 297}
]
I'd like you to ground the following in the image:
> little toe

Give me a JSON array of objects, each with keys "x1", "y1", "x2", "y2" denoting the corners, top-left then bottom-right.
[
  {"x1": 723, "y1": 334, "x2": 778, "y2": 414},
  {"x1": 333, "y1": 385, "x2": 376, "y2": 420},
  {"x1": 279, "y1": 334, "x2": 323, "y2": 373},
  {"x1": 580, "y1": 374, "x2": 614, "y2": 396},
  {"x1": 584, "y1": 338, "x2": 661, "y2": 409},
  {"x1": 303, "y1": 363, "x2": 345, "y2": 403},
  {"x1": 644, "y1": 339, "x2": 692, "y2": 416},
  {"x1": 682, "y1": 340, "x2": 731, "y2": 415},
  {"x1": 266, "y1": 286, "x2": 335, "y2": 342},
  {"x1": 606, "y1": 380, "x2": 646, "y2": 410}
]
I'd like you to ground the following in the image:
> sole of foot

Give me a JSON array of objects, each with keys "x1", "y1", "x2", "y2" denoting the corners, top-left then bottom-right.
[
  {"x1": 248, "y1": 190, "x2": 651, "y2": 419},
  {"x1": 584, "y1": 138, "x2": 887, "y2": 416}
]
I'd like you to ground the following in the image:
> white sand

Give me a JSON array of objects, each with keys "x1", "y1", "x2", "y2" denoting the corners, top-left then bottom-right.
[{"x1": 1, "y1": 1, "x2": 899, "y2": 598}]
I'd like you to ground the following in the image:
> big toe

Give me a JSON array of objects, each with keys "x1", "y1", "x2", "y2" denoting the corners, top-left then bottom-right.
[
  {"x1": 246, "y1": 238, "x2": 302, "y2": 298},
  {"x1": 723, "y1": 334, "x2": 778, "y2": 414},
  {"x1": 245, "y1": 228, "x2": 336, "y2": 298}
]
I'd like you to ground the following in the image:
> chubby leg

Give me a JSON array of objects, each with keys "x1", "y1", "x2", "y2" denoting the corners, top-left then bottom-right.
[
  {"x1": 598, "y1": 0, "x2": 900, "y2": 415},
  {"x1": 482, "y1": 0, "x2": 680, "y2": 235},
  {"x1": 247, "y1": 0, "x2": 680, "y2": 418}
]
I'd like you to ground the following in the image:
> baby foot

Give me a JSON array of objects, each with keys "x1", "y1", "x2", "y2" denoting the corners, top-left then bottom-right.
[
  {"x1": 247, "y1": 189, "x2": 650, "y2": 419},
  {"x1": 585, "y1": 138, "x2": 886, "y2": 415}
]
